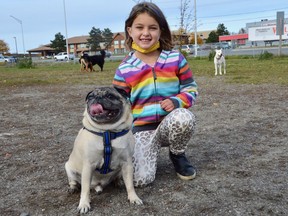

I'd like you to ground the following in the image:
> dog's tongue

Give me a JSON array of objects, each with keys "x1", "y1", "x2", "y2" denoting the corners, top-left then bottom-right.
[{"x1": 90, "y1": 104, "x2": 104, "y2": 115}]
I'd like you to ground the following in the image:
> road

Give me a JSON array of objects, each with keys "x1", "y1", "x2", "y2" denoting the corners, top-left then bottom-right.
[
  {"x1": 194, "y1": 46, "x2": 288, "y2": 57},
  {"x1": 32, "y1": 46, "x2": 288, "y2": 63}
]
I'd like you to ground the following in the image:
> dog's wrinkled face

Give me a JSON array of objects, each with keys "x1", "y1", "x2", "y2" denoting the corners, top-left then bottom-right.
[
  {"x1": 215, "y1": 49, "x2": 223, "y2": 59},
  {"x1": 85, "y1": 87, "x2": 126, "y2": 124}
]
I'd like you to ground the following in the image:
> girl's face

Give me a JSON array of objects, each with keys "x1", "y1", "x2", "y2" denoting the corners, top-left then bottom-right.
[{"x1": 127, "y1": 12, "x2": 161, "y2": 50}]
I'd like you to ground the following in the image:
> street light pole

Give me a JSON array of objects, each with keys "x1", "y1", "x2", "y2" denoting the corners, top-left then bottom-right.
[
  {"x1": 10, "y1": 15, "x2": 25, "y2": 56},
  {"x1": 194, "y1": 0, "x2": 198, "y2": 57},
  {"x1": 13, "y1": 37, "x2": 18, "y2": 54},
  {"x1": 63, "y1": 0, "x2": 70, "y2": 61}
]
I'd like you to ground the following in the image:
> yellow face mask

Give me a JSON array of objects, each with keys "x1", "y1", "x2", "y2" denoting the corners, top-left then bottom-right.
[{"x1": 132, "y1": 41, "x2": 160, "y2": 54}]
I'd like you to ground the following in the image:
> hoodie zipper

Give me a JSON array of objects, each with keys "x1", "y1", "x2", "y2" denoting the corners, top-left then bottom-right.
[{"x1": 152, "y1": 67, "x2": 158, "y2": 122}]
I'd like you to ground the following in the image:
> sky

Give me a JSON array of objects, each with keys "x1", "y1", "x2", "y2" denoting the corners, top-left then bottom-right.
[{"x1": 1, "y1": 0, "x2": 288, "y2": 54}]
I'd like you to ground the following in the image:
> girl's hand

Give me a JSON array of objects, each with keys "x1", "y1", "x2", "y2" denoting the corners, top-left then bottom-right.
[{"x1": 160, "y1": 99, "x2": 175, "y2": 112}]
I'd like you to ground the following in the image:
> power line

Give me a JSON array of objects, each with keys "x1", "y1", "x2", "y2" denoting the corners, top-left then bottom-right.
[
  {"x1": 154, "y1": 0, "x2": 288, "y2": 31},
  {"x1": 203, "y1": 15, "x2": 277, "y2": 25},
  {"x1": 167, "y1": 7, "x2": 288, "y2": 25},
  {"x1": 198, "y1": 7, "x2": 288, "y2": 19},
  {"x1": 166, "y1": 6, "x2": 288, "y2": 21}
]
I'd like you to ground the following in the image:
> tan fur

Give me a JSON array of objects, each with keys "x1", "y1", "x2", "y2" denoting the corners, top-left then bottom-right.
[
  {"x1": 80, "y1": 58, "x2": 94, "y2": 72},
  {"x1": 65, "y1": 88, "x2": 142, "y2": 214}
]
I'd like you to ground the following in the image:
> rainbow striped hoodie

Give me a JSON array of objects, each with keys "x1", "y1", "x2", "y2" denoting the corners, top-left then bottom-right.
[{"x1": 113, "y1": 50, "x2": 198, "y2": 133}]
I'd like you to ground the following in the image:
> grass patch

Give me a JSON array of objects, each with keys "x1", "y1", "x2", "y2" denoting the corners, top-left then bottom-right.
[
  {"x1": 0, "y1": 56, "x2": 287, "y2": 87},
  {"x1": 187, "y1": 56, "x2": 288, "y2": 85},
  {"x1": 0, "y1": 60, "x2": 121, "y2": 87}
]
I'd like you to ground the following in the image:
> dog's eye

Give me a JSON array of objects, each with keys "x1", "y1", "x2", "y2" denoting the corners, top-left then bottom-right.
[
  {"x1": 107, "y1": 94, "x2": 115, "y2": 99},
  {"x1": 86, "y1": 94, "x2": 94, "y2": 101}
]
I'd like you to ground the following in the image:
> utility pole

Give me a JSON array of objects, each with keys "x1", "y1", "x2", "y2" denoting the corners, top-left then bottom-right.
[
  {"x1": 10, "y1": 15, "x2": 25, "y2": 56},
  {"x1": 194, "y1": 0, "x2": 197, "y2": 57},
  {"x1": 63, "y1": 0, "x2": 70, "y2": 61},
  {"x1": 13, "y1": 37, "x2": 18, "y2": 54},
  {"x1": 276, "y1": 11, "x2": 284, "y2": 56}
]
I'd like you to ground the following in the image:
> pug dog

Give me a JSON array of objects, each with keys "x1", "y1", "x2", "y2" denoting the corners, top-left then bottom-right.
[{"x1": 65, "y1": 86, "x2": 142, "y2": 214}]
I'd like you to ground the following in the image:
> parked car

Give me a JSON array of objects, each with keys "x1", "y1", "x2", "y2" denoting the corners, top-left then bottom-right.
[
  {"x1": 54, "y1": 52, "x2": 74, "y2": 61},
  {"x1": 0, "y1": 54, "x2": 5, "y2": 64},
  {"x1": 181, "y1": 44, "x2": 193, "y2": 54},
  {"x1": 172, "y1": 45, "x2": 179, "y2": 51},
  {"x1": 10, "y1": 56, "x2": 18, "y2": 62},
  {"x1": 220, "y1": 42, "x2": 231, "y2": 49},
  {"x1": 200, "y1": 44, "x2": 212, "y2": 50},
  {"x1": 189, "y1": 44, "x2": 200, "y2": 51},
  {"x1": 40, "y1": 55, "x2": 52, "y2": 59},
  {"x1": 172, "y1": 45, "x2": 193, "y2": 54},
  {"x1": 105, "y1": 51, "x2": 112, "y2": 58},
  {"x1": 95, "y1": 50, "x2": 112, "y2": 58},
  {"x1": 4, "y1": 56, "x2": 16, "y2": 63},
  {"x1": 213, "y1": 42, "x2": 231, "y2": 49}
]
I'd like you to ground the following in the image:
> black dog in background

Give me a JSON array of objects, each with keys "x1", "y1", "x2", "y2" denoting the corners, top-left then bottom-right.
[{"x1": 79, "y1": 50, "x2": 106, "y2": 72}]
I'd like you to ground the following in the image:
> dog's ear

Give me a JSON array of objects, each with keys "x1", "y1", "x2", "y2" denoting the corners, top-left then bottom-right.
[
  {"x1": 114, "y1": 87, "x2": 129, "y2": 99},
  {"x1": 100, "y1": 50, "x2": 106, "y2": 57},
  {"x1": 85, "y1": 91, "x2": 93, "y2": 102}
]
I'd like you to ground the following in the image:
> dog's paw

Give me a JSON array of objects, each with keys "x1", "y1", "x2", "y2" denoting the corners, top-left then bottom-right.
[
  {"x1": 68, "y1": 184, "x2": 80, "y2": 194},
  {"x1": 77, "y1": 202, "x2": 91, "y2": 214},
  {"x1": 113, "y1": 177, "x2": 124, "y2": 188},
  {"x1": 68, "y1": 188, "x2": 78, "y2": 194},
  {"x1": 95, "y1": 185, "x2": 103, "y2": 195},
  {"x1": 128, "y1": 194, "x2": 143, "y2": 205}
]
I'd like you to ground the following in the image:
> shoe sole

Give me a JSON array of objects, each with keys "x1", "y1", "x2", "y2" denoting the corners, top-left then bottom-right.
[{"x1": 176, "y1": 172, "x2": 196, "y2": 181}]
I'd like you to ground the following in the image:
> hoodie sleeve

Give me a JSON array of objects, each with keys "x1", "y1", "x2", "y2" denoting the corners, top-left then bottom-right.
[
  {"x1": 170, "y1": 53, "x2": 198, "y2": 108},
  {"x1": 112, "y1": 66, "x2": 132, "y2": 98}
]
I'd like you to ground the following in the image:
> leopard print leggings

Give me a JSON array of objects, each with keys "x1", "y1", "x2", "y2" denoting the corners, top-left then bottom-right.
[{"x1": 132, "y1": 108, "x2": 196, "y2": 187}]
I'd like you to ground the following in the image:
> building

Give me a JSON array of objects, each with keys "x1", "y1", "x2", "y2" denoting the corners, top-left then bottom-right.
[
  {"x1": 67, "y1": 34, "x2": 129, "y2": 55},
  {"x1": 107, "y1": 33, "x2": 128, "y2": 54},
  {"x1": 219, "y1": 18, "x2": 288, "y2": 47},
  {"x1": 172, "y1": 30, "x2": 214, "y2": 45},
  {"x1": 219, "y1": 34, "x2": 248, "y2": 47},
  {"x1": 193, "y1": 30, "x2": 214, "y2": 42},
  {"x1": 27, "y1": 45, "x2": 55, "y2": 57},
  {"x1": 27, "y1": 33, "x2": 128, "y2": 57},
  {"x1": 67, "y1": 35, "x2": 90, "y2": 54},
  {"x1": 27, "y1": 30, "x2": 215, "y2": 57},
  {"x1": 247, "y1": 18, "x2": 288, "y2": 45}
]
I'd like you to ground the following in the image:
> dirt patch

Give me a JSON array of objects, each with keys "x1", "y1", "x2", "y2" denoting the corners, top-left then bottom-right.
[{"x1": 1, "y1": 77, "x2": 287, "y2": 216}]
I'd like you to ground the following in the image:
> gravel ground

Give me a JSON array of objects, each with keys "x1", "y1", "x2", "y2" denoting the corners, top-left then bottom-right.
[{"x1": 0, "y1": 77, "x2": 287, "y2": 216}]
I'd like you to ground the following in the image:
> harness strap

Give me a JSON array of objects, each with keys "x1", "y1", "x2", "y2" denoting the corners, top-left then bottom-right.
[
  {"x1": 83, "y1": 127, "x2": 129, "y2": 174},
  {"x1": 99, "y1": 131, "x2": 113, "y2": 174},
  {"x1": 217, "y1": 54, "x2": 223, "y2": 60}
]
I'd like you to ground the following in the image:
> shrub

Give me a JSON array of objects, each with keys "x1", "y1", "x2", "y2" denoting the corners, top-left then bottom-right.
[
  {"x1": 208, "y1": 50, "x2": 216, "y2": 61},
  {"x1": 180, "y1": 50, "x2": 188, "y2": 59},
  {"x1": 17, "y1": 57, "x2": 35, "y2": 69},
  {"x1": 258, "y1": 51, "x2": 273, "y2": 60}
]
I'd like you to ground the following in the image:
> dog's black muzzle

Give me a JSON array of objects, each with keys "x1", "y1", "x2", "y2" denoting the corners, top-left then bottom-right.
[{"x1": 86, "y1": 91, "x2": 124, "y2": 124}]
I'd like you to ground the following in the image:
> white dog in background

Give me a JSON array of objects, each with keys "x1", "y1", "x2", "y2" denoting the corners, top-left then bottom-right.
[{"x1": 214, "y1": 49, "x2": 226, "y2": 76}]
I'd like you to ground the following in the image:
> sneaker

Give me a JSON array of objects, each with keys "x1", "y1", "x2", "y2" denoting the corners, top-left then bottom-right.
[{"x1": 169, "y1": 152, "x2": 196, "y2": 180}]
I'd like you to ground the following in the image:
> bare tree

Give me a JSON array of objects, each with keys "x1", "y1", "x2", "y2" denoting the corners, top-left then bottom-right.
[
  {"x1": 176, "y1": 0, "x2": 194, "y2": 46},
  {"x1": 180, "y1": 0, "x2": 193, "y2": 32},
  {"x1": 179, "y1": 0, "x2": 193, "y2": 33},
  {"x1": 238, "y1": 28, "x2": 246, "y2": 34}
]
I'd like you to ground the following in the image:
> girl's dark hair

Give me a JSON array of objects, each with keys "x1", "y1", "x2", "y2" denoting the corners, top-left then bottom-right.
[{"x1": 125, "y1": 2, "x2": 173, "y2": 51}]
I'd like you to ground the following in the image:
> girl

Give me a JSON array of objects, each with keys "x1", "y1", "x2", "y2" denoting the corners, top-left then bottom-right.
[{"x1": 113, "y1": 2, "x2": 198, "y2": 187}]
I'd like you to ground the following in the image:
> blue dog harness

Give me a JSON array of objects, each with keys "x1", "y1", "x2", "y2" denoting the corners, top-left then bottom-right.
[{"x1": 83, "y1": 127, "x2": 129, "y2": 174}]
